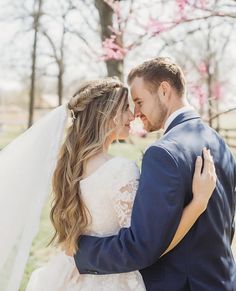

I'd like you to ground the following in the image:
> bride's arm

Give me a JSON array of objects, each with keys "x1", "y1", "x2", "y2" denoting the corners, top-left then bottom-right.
[{"x1": 161, "y1": 148, "x2": 216, "y2": 256}]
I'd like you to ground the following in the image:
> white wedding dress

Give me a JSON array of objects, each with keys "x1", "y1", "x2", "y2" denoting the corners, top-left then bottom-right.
[{"x1": 26, "y1": 156, "x2": 146, "y2": 291}]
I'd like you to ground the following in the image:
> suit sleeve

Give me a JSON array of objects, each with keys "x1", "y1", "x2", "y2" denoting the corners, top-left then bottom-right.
[{"x1": 74, "y1": 146, "x2": 185, "y2": 274}]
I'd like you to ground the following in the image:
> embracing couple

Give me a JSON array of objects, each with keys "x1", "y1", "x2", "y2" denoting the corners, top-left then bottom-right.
[{"x1": 1, "y1": 57, "x2": 235, "y2": 291}]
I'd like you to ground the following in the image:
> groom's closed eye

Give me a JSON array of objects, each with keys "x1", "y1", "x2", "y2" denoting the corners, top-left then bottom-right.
[
  {"x1": 134, "y1": 98, "x2": 142, "y2": 106},
  {"x1": 137, "y1": 101, "x2": 142, "y2": 106}
]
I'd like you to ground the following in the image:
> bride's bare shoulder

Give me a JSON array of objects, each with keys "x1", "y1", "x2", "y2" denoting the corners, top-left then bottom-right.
[
  {"x1": 82, "y1": 155, "x2": 139, "y2": 182},
  {"x1": 108, "y1": 156, "x2": 140, "y2": 178},
  {"x1": 110, "y1": 156, "x2": 138, "y2": 168}
]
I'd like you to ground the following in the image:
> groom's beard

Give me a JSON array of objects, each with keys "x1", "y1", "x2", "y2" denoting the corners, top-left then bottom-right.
[
  {"x1": 144, "y1": 122, "x2": 156, "y2": 132},
  {"x1": 139, "y1": 115, "x2": 154, "y2": 132},
  {"x1": 143, "y1": 102, "x2": 168, "y2": 132},
  {"x1": 154, "y1": 95, "x2": 168, "y2": 131},
  {"x1": 141, "y1": 117, "x2": 156, "y2": 132}
]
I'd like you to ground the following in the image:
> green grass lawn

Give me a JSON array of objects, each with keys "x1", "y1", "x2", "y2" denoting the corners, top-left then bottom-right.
[{"x1": 0, "y1": 126, "x2": 24, "y2": 149}]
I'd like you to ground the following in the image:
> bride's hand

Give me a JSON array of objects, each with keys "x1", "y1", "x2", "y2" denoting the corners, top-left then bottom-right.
[{"x1": 192, "y1": 147, "x2": 217, "y2": 213}]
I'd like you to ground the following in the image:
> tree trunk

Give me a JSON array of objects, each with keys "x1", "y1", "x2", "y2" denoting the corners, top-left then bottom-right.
[
  {"x1": 95, "y1": 0, "x2": 124, "y2": 81},
  {"x1": 28, "y1": 0, "x2": 42, "y2": 128},
  {"x1": 58, "y1": 23, "x2": 66, "y2": 106},
  {"x1": 58, "y1": 60, "x2": 64, "y2": 106}
]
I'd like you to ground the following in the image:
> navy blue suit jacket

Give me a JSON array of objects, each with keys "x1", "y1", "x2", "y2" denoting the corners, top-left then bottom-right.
[{"x1": 74, "y1": 111, "x2": 236, "y2": 291}]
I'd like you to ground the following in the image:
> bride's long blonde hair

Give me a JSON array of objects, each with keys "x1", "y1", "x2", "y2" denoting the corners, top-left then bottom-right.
[{"x1": 50, "y1": 78, "x2": 128, "y2": 254}]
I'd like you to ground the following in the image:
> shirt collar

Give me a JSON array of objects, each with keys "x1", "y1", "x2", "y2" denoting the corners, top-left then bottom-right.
[{"x1": 163, "y1": 106, "x2": 194, "y2": 132}]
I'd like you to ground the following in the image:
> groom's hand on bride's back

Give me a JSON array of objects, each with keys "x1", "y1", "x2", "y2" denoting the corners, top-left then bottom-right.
[{"x1": 192, "y1": 147, "x2": 217, "y2": 211}]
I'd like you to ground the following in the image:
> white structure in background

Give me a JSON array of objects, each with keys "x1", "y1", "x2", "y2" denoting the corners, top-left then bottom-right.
[
  {"x1": 0, "y1": 80, "x2": 24, "y2": 132},
  {"x1": 41, "y1": 93, "x2": 59, "y2": 108},
  {"x1": 0, "y1": 79, "x2": 23, "y2": 111}
]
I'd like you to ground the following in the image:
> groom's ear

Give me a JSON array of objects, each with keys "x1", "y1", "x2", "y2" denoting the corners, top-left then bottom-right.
[{"x1": 158, "y1": 81, "x2": 171, "y2": 100}]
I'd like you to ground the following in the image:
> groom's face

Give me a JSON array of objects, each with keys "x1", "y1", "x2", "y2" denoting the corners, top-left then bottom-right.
[{"x1": 130, "y1": 77, "x2": 167, "y2": 132}]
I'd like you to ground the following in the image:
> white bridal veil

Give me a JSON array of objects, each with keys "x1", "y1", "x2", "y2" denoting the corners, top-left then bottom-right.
[{"x1": 0, "y1": 104, "x2": 69, "y2": 291}]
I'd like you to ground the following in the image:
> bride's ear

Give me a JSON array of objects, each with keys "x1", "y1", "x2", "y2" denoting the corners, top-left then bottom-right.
[{"x1": 113, "y1": 116, "x2": 118, "y2": 126}]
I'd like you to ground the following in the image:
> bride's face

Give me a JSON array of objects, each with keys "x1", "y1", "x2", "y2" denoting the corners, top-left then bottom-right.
[{"x1": 110, "y1": 101, "x2": 135, "y2": 141}]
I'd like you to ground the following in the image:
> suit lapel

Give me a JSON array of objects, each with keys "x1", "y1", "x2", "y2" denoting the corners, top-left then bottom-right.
[{"x1": 164, "y1": 110, "x2": 201, "y2": 135}]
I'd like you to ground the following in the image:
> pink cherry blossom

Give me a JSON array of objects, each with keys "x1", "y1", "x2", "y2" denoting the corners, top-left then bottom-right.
[
  {"x1": 176, "y1": 0, "x2": 189, "y2": 12},
  {"x1": 212, "y1": 81, "x2": 221, "y2": 100},
  {"x1": 198, "y1": 62, "x2": 208, "y2": 74},
  {"x1": 190, "y1": 84, "x2": 206, "y2": 106},
  {"x1": 101, "y1": 35, "x2": 127, "y2": 61},
  {"x1": 146, "y1": 19, "x2": 169, "y2": 36}
]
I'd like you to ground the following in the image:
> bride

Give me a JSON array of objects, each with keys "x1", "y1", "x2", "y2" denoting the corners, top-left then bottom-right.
[{"x1": 0, "y1": 78, "x2": 216, "y2": 291}]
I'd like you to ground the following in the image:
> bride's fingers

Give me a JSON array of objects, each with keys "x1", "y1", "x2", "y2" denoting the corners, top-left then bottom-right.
[
  {"x1": 194, "y1": 156, "x2": 203, "y2": 177},
  {"x1": 209, "y1": 155, "x2": 217, "y2": 183},
  {"x1": 203, "y1": 148, "x2": 217, "y2": 183},
  {"x1": 202, "y1": 148, "x2": 213, "y2": 174},
  {"x1": 206, "y1": 150, "x2": 216, "y2": 176},
  {"x1": 208, "y1": 151, "x2": 216, "y2": 176}
]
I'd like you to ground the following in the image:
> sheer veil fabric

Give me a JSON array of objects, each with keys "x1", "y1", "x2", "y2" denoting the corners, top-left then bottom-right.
[{"x1": 0, "y1": 104, "x2": 68, "y2": 291}]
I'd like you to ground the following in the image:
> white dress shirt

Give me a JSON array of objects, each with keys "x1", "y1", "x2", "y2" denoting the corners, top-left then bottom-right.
[{"x1": 163, "y1": 106, "x2": 194, "y2": 133}]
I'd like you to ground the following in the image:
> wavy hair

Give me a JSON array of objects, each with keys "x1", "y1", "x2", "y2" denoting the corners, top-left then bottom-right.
[{"x1": 50, "y1": 78, "x2": 128, "y2": 254}]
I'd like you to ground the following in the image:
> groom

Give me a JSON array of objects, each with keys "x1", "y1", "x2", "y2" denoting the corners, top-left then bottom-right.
[{"x1": 74, "y1": 58, "x2": 236, "y2": 290}]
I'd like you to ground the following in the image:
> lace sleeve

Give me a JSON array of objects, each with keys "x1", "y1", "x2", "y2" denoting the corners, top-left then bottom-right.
[{"x1": 112, "y1": 161, "x2": 140, "y2": 228}]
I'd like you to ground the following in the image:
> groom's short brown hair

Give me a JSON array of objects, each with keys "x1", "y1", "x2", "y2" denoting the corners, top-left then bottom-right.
[{"x1": 127, "y1": 57, "x2": 186, "y2": 96}]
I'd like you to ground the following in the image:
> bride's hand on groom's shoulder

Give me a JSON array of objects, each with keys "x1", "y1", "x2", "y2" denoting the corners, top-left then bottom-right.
[{"x1": 192, "y1": 147, "x2": 217, "y2": 213}]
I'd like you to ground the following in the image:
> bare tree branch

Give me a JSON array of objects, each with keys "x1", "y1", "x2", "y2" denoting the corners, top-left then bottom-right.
[{"x1": 207, "y1": 107, "x2": 236, "y2": 122}]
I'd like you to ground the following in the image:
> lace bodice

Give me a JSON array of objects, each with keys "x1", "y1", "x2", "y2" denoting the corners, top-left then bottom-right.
[
  {"x1": 26, "y1": 157, "x2": 146, "y2": 291},
  {"x1": 80, "y1": 156, "x2": 140, "y2": 235}
]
